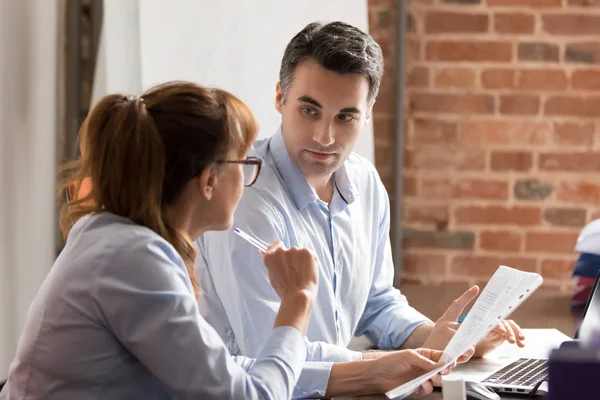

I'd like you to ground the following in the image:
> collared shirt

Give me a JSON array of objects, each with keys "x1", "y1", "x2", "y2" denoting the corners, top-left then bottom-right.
[
  {"x1": 0, "y1": 212, "x2": 305, "y2": 400},
  {"x1": 196, "y1": 128, "x2": 430, "y2": 399}
]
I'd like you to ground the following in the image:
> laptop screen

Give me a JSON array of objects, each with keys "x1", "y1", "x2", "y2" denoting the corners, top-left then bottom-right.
[{"x1": 577, "y1": 272, "x2": 600, "y2": 341}]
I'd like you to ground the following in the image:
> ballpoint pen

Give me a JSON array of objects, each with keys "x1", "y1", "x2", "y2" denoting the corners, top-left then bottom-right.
[{"x1": 233, "y1": 227, "x2": 269, "y2": 252}]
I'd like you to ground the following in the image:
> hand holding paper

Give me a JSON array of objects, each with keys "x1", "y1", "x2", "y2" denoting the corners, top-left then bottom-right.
[
  {"x1": 386, "y1": 266, "x2": 543, "y2": 399},
  {"x1": 440, "y1": 266, "x2": 542, "y2": 364},
  {"x1": 422, "y1": 285, "x2": 480, "y2": 362}
]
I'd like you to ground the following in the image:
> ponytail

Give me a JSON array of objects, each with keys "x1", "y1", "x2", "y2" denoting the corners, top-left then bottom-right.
[
  {"x1": 59, "y1": 94, "x2": 200, "y2": 297},
  {"x1": 59, "y1": 82, "x2": 259, "y2": 298}
]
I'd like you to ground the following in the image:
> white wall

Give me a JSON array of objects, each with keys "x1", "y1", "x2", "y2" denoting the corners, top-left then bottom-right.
[
  {"x1": 0, "y1": 0, "x2": 60, "y2": 378},
  {"x1": 91, "y1": 0, "x2": 142, "y2": 104},
  {"x1": 94, "y1": 0, "x2": 374, "y2": 161}
]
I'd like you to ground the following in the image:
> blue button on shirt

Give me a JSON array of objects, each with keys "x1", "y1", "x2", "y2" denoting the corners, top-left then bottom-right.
[
  {"x1": 196, "y1": 128, "x2": 430, "y2": 399},
  {"x1": 0, "y1": 212, "x2": 306, "y2": 400}
]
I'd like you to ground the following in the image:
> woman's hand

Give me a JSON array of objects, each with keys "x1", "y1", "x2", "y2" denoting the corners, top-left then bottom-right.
[
  {"x1": 262, "y1": 241, "x2": 319, "y2": 335},
  {"x1": 262, "y1": 241, "x2": 318, "y2": 301}
]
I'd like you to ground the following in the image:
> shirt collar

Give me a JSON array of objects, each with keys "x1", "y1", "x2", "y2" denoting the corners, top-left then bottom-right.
[{"x1": 268, "y1": 126, "x2": 359, "y2": 211}]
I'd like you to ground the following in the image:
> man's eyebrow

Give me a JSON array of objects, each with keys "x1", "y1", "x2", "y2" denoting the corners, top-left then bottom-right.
[
  {"x1": 339, "y1": 107, "x2": 361, "y2": 114},
  {"x1": 297, "y1": 96, "x2": 362, "y2": 114},
  {"x1": 297, "y1": 96, "x2": 322, "y2": 108}
]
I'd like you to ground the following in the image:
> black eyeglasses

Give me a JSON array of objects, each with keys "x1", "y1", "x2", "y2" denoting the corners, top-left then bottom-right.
[{"x1": 216, "y1": 156, "x2": 262, "y2": 187}]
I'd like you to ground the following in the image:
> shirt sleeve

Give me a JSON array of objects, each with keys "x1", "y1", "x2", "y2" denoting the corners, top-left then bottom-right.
[
  {"x1": 354, "y1": 177, "x2": 431, "y2": 349},
  {"x1": 93, "y1": 236, "x2": 306, "y2": 400},
  {"x1": 196, "y1": 188, "x2": 362, "y2": 398}
]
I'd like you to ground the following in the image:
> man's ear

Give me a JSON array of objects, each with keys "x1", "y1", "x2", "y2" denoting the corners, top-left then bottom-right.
[
  {"x1": 197, "y1": 165, "x2": 217, "y2": 201},
  {"x1": 275, "y1": 82, "x2": 284, "y2": 114}
]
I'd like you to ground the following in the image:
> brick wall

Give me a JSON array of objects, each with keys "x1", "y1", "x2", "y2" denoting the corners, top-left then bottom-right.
[{"x1": 369, "y1": 0, "x2": 600, "y2": 290}]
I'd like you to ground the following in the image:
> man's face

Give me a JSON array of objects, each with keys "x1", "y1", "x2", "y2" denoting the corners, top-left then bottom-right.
[{"x1": 275, "y1": 59, "x2": 371, "y2": 181}]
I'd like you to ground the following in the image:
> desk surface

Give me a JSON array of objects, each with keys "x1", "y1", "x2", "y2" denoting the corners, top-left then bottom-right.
[{"x1": 335, "y1": 329, "x2": 570, "y2": 400}]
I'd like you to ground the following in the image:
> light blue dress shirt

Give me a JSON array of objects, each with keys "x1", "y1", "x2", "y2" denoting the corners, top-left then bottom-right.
[
  {"x1": 0, "y1": 212, "x2": 306, "y2": 400},
  {"x1": 196, "y1": 128, "x2": 430, "y2": 399}
]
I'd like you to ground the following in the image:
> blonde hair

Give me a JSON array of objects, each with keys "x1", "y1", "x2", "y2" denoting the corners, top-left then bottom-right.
[{"x1": 59, "y1": 82, "x2": 258, "y2": 297}]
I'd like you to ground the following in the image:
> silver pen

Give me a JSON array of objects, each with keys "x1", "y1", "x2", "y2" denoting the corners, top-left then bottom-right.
[{"x1": 233, "y1": 227, "x2": 269, "y2": 252}]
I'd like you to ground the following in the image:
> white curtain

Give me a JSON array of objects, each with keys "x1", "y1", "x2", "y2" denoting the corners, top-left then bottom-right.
[
  {"x1": 0, "y1": 0, "x2": 60, "y2": 378},
  {"x1": 94, "y1": 0, "x2": 374, "y2": 161}
]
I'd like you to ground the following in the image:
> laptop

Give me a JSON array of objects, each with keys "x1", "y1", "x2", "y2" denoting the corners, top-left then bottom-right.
[{"x1": 477, "y1": 272, "x2": 600, "y2": 396}]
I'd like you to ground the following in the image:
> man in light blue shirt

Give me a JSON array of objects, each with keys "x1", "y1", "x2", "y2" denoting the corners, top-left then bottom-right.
[{"x1": 197, "y1": 21, "x2": 524, "y2": 399}]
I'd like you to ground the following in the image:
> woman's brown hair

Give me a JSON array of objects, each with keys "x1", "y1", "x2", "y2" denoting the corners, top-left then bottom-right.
[{"x1": 59, "y1": 81, "x2": 258, "y2": 296}]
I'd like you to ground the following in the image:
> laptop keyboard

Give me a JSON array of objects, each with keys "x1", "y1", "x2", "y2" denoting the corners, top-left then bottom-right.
[{"x1": 482, "y1": 358, "x2": 548, "y2": 388}]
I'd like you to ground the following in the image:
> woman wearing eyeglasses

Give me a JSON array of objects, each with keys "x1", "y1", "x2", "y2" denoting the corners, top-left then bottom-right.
[
  {"x1": 0, "y1": 82, "x2": 318, "y2": 399},
  {"x1": 0, "y1": 81, "x2": 449, "y2": 400}
]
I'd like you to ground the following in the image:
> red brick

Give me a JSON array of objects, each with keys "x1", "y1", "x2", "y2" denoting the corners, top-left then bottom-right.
[
  {"x1": 373, "y1": 116, "x2": 395, "y2": 144},
  {"x1": 571, "y1": 69, "x2": 600, "y2": 90},
  {"x1": 566, "y1": 42, "x2": 600, "y2": 64},
  {"x1": 526, "y1": 232, "x2": 579, "y2": 254},
  {"x1": 539, "y1": 152, "x2": 600, "y2": 171},
  {"x1": 375, "y1": 142, "x2": 393, "y2": 168},
  {"x1": 491, "y1": 151, "x2": 533, "y2": 171},
  {"x1": 451, "y1": 255, "x2": 537, "y2": 279},
  {"x1": 590, "y1": 209, "x2": 600, "y2": 221},
  {"x1": 425, "y1": 11, "x2": 489, "y2": 34},
  {"x1": 381, "y1": 175, "x2": 393, "y2": 195},
  {"x1": 508, "y1": 121, "x2": 550, "y2": 145},
  {"x1": 404, "y1": 149, "x2": 414, "y2": 169},
  {"x1": 369, "y1": 0, "x2": 397, "y2": 6},
  {"x1": 515, "y1": 179, "x2": 554, "y2": 201},
  {"x1": 372, "y1": 8, "x2": 397, "y2": 32},
  {"x1": 482, "y1": 69, "x2": 516, "y2": 89},
  {"x1": 459, "y1": 121, "x2": 549, "y2": 146},
  {"x1": 413, "y1": 119, "x2": 458, "y2": 144},
  {"x1": 421, "y1": 178, "x2": 454, "y2": 199},
  {"x1": 553, "y1": 122, "x2": 595, "y2": 146},
  {"x1": 458, "y1": 121, "x2": 510, "y2": 144},
  {"x1": 488, "y1": 0, "x2": 562, "y2": 6},
  {"x1": 543, "y1": 207, "x2": 587, "y2": 226},
  {"x1": 373, "y1": 35, "x2": 397, "y2": 69},
  {"x1": 454, "y1": 179, "x2": 510, "y2": 200},
  {"x1": 541, "y1": 259, "x2": 576, "y2": 280},
  {"x1": 480, "y1": 230, "x2": 523, "y2": 252},
  {"x1": 454, "y1": 205, "x2": 542, "y2": 226},
  {"x1": 434, "y1": 67, "x2": 477, "y2": 89},
  {"x1": 406, "y1": 204, "x2": 450, "y2": 225},
  {"x1": 407, "y1": 66, "x2": 430, "y2": 88},
  {"x1": 557, "y1": 181, "x2": 600, "y2": 204},
  {"x1": 404, "y1": 176, "x2": 417, "y2": 197},
  {"x1": 414, "y1": 147, "x2": 487, "y2": 170},
  {"x1": 408, "y1": 39, "x2": 421, "y2": 61},
  {"x1": 373, "y1": 68, "x2": 397, "y2": 116},
  {"x1": 568, "y1": 0, "x2": 600, "y2": 5},
  {"x1": 543, "y1": 15, "x2": 600, "y2": 36},
  {"x1": 410, "y1": 93, "x2": 495, "y2": 114},
  {"x1": 518, "y1": 42, "x2": 560, "y2": 62},
  {"x1": 404, "y1": 252, "x2": 448, "y2": 277},
  {"x1": 545, "y1": 96, "x2": 600, "y2": 118},
  {"x1": 499, "y1": 95, "x2": 540, "y2": 115},
  {"x1": 517, "y1": 69, "x2": 569, "y2": 91},
  {"x1": 494, "y1": 13, "x2": 536, "y2": 34},
  {"x1": 426, "y1": 41, "x2": 513, "y2": 62}
]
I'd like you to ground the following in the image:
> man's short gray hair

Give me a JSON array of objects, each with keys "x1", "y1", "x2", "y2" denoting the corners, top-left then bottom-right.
[{"x1": 279, "y1": 21, "x2": 384, "y2": 106}]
